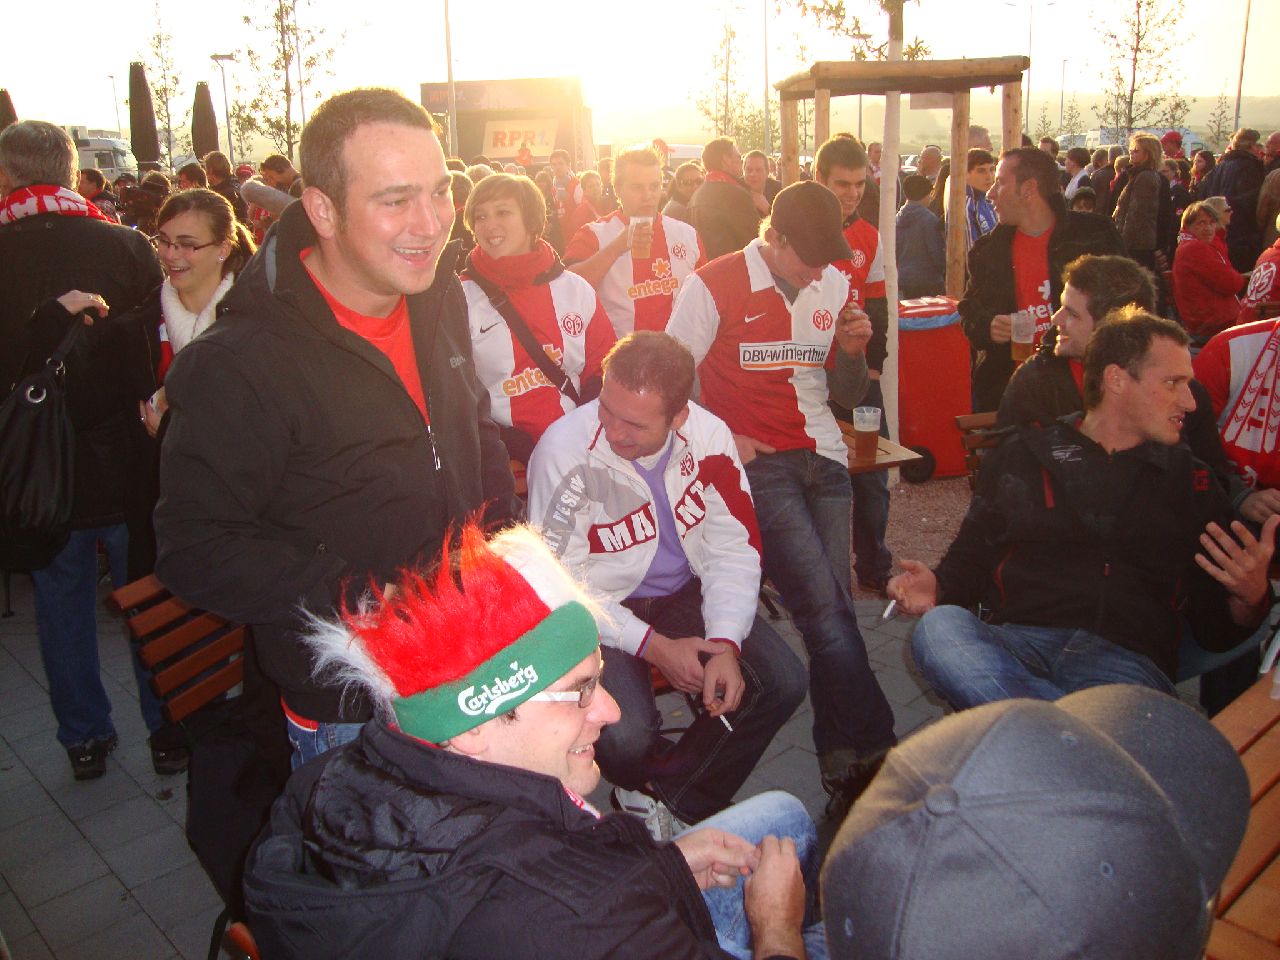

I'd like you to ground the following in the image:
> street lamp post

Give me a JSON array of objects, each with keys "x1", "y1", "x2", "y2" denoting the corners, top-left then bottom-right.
[
  {"x1": 444, "y1": 0, "x2": 459, "y2": 158},
  {"x1": 108, "y1": 74, "x2": 122, "y2": 136},
  {"x1": 1059, "y1": 59, "x2": 1067, "y2": 132},
  {"x1": 1004, "y1": 0, "x2": 1056, "y2": 134},
  {"x1": 210, "y1": 53, "x2": 237, "y2": 165}
]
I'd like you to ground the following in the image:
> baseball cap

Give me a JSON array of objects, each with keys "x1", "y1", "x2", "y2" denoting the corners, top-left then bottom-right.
[
  {"x1": 1162, "y1": 130, "x2": 1183, "y2": 145},
  {"x1": 821, "y1": 684, "x2": 1249, "y2": 960},
  {"x1": 769, "y1": 180, "x2": 852, "y2": 267}
]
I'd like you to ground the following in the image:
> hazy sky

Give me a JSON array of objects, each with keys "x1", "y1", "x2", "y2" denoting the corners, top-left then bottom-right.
[{"x1": 9, "y1": 0, "x2": 1276, "y2": 146}]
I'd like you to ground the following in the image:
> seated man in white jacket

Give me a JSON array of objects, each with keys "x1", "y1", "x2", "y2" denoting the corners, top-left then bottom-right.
[{"x1": 527, "y1": 331, "x2": 807, "y2": 841}]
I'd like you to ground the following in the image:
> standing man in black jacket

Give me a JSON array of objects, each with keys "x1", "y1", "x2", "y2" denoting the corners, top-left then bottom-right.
[
  {"x1": 0, "y1": 120, "x2": 173, "y2": 780},
  {"x1": 689, "y1": 138, "x2": 761, "y2": 260},
  {"x1": 155, "y1": 88, "x2": 518, "y2": 767},
  {"x1": 960, "y1": 147, "x2": 1124, "y2": 412},
  {"x1": 1203, "y1": 127, "x2": 1267, "y2": 271}
]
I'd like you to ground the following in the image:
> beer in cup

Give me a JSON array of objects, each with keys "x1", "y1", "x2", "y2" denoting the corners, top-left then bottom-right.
[
  {"x1": 1011, "y1": 312, "x2": 1035, "y2": 363},
  {"x1": 852, "y1": 406, "x2": 881, "y2": 461},
  {"x1": 630, "y1": 216, "x2": 654, "y2": 259}
]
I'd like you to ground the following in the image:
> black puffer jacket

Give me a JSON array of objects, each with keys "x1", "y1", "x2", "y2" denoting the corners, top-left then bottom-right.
[
  {"x1": 0, "y1": 212, "x2": 163, "y2": 537},
  {"x1": 934, "y1": 419, "x2": 1267, "y2": 679},
  {"x1": 1202, "y1": 147, "x2": 1265, "y2": 271},
  {"x1": 959, "y1": 211, "x2": 1123, "y2": 412},
  {"x1": 244, "y1": 721, "x2": 729, "y2": 960},
  {"x1": 154, "y1": 202, "x2": 518, "y2": 722}
]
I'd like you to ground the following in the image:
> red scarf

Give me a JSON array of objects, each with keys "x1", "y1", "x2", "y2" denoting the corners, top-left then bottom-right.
[
  {"x1": 705, "y1": 170, "x2": 739, "y2": 186},
  {"x1": 0, "y1": 184, "x2": 113, "y2": 224},
  {"x1": 465, "y1": 238, "x2": 558, "y2": 292}
]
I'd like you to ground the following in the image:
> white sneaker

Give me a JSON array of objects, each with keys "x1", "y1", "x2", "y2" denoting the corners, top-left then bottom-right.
[{"x1": 612, "y1": 787, "x2": 690, "y2": 841}]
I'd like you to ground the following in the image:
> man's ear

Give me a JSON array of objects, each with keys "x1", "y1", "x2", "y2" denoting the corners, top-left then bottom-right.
[
  {"x1": 442, "y1": 721, "x2": 493, "y2": 759},
  {"x1": 301, "y1": 185, "x2": 339, "y2": 241},
  {"x1": 671, "y1": 403, "x2": 691, "y2": 433},
  {"x1": 1103, "y1": 362, "x2": 1128, "y2": 398}
]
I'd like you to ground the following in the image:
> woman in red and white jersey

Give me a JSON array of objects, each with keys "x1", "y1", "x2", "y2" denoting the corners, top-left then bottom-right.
[{"x1": 462, "y1": 174, "x2": 616, "y2": 465}]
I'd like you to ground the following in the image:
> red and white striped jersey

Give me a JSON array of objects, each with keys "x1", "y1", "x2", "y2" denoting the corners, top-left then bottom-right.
[
  {"x1": 565, "y1": 212, "x2": 706, "y2": 337},
  {"x1": 832, "y1": 217, "x2": 886, "y2": 308},
  {"x1": 462, "y1": 269, "x2": 615, "y2": 443},
  {"x1": 666, "y1": 238, "x2": 851, "y2": 466}
]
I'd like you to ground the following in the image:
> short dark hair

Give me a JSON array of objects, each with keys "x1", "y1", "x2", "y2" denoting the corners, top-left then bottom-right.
[
  {"x1": 178, "y1": 162, "x2": 207, "y2": 187},
  {"x1": 463, "y1": 173, "x2": 546, "y2": 239},
  {"x1": 701, "y1": 137, "x2": 738, "y2": 172},
  {"x1": 79, "y1": 167, "x2": 107, "y2": 190},
  {"x1": 1039, "y1": 136, "x2": 1059, "y2": 155},
  {"x1": 1062, "y1": 254, "x2": 1155, "y2": 326},
  {"x1": 1082, "y1": 306, "x2": 1189, "y2": 410},
  {"x1": 300, "y1": 88, "x2": 436, "y2": 215},
  {"x1": 1070, "y1": 186, "x2": 1096, "y2": 208},
  {"x1": 548, "y1": 148, "x2": 570, "y2": 164},
  {"x1": 614, "y1": 147, "x2": 662, "y2": 191},
  {"x1": 966, "y1": 148, "x2": 994, "y2": 171},
  {"x1": 743, "y1": 149, "x2": 767, "y2": 163},
  {"x1": 156, "y1": 187, "x2": 256, "y2": 277},
  {"x1": 602, "y1": 331, "x2": 695, "y2": 419},
  {"x1": 902, "y1": 174, "x2": 932, "y2": 202},
  {"x1": 0, "y1": 120, "x2": 76, "y2": 189},
  {"x1": 1066, "y1": 147, "x2": 1091, "y2": 168},
  {"x1": 1000, "y1": 147, "x2": 1065, "y2": 205},
  {"x1": 203, "y1": 150, "x2": 232, "y2": 179},
  {"x1": 261, "y1": 154, "x2": 293, "y2": 174},
  {"x1": 449, "y1": 171, "x2": 472, "y2": 208},
  {"x1": 814, "y1": 136, "x2": 868, "y2": 181}
]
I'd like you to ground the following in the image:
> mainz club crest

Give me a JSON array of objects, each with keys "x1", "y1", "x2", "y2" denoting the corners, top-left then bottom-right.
[
  {"x1": 850, "y1": 249, "x2": 866, "y2": 269},
  {"x1": 560, "y1": 313, "x2": 584, "y2": 337},
  {"x1": 680, "y1": 452, "x2": 695, "y2": 476},
  {"x1": 672, "y1": 242, "x2": 688, "y2": 261},
  {"x1": 812, "y1": 309, "x2": 834, "y2": 331}
]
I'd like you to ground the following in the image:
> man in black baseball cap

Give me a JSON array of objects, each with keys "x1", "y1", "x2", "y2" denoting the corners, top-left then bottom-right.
[{"x1": 820, "y1": 683, "x2": 1250, "y2": 960}]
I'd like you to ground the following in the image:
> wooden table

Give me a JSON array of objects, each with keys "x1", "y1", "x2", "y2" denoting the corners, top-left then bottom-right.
[
  {"x1": 836, "y1": 420, "x2": 925, "y2": 475},
  {"x1": 1208, "y1": 670, "x2": 1280, "y2": 959}
]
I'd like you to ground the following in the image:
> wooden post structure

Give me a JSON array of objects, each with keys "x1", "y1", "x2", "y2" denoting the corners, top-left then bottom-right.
[
  {"x1": 780, "y1": 98, "x2": 799, "y2": 185},
  {"x1": 946, "y1": 90, "x2": 971, "y2": 299},
  {"x1": 1002, "y1": 81, "x2": 1023, "y2": 153},
  {"x1": 814, "y1": 87, "x2": 831, "y2": 149}
]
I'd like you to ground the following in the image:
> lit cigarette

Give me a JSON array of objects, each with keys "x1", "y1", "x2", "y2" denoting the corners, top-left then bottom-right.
[
  {"x1": 881, "y1": 599, "x2": 897, "y2": 621},
  {"x1": 720, "y1": 714, "x2": 734, "y2": 732}
]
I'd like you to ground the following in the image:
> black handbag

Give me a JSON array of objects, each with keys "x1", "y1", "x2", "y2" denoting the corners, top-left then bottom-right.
[{"x1": 0, "y1": 316, "x2": 86, "y2": 570}]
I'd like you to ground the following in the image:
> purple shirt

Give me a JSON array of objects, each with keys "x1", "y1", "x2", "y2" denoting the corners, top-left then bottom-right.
[{"x1": 626, "y1": 438, "x2": 694, "y2": 599}]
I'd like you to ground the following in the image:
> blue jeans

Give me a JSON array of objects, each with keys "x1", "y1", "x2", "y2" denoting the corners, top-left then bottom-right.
[
  {"x1": 849, "y1": 381, "x2": 892, "y2": 587},
  {"x1": 598, "y1": 579, "x2": 807, "y2": 822},
  {"x1": 746, "y1": 450, "x2": 896, "y2": 762},
  {"x1": 690, "y1": 790, "x2": 827, "y2": 960},
  {"x1": 32, "y1": 524, "x2": 167, "y2": 747},
  {"x1": 911, "y1": 605, "x2": 1178, "y2": 709},
  {"x1": 286, "y1": 715, "x2": 363, "y2": 769}
]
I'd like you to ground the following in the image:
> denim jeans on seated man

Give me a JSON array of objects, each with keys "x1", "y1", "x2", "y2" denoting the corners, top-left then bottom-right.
[
  {"x1": 694, "y1": 790, "x2": 828, "y2": 960},
  {"x1": 599, "y1": 577, "x2": 807, "y2": 824},
  {"x1": 910, "y1": 605, "x2": 1178, "y2": 709},
  {"x1": 33, "y1": 524, "x2": 167, "y2": 748},
  {"x1": 745, "y1": 449, "x2": 897, "y2": 778}
]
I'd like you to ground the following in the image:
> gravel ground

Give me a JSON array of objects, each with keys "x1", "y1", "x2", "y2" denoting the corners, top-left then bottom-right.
[{"x1": 854, "y1": 473, "x2": 972, "y2": 596}]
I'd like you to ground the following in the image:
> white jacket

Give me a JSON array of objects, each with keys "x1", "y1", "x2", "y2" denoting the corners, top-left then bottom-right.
[{"x1": 527, "y1": 400, "x2": 762, "y2": 655}]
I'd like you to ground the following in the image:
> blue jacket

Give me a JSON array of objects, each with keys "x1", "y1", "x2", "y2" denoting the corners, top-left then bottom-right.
[{"x1": 895, "y1": 201, "x2": 945, "y2": 296}]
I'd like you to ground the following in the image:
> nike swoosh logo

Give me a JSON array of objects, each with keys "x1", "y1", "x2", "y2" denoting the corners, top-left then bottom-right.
[
  {"x1": 745, "y1": 312, "x2": 766, "y2": 323},
  {"x1": 479, "y1": 323, "x2": 501, "y2": 334}
]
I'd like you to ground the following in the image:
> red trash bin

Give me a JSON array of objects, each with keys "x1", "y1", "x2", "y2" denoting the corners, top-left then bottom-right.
[{"x1": 896, "y1": 296, "x2": 971, "y2": 480}]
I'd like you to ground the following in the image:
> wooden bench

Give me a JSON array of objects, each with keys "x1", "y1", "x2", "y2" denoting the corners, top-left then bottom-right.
[
  {"x1": 954, "y1": 411, "x2": 1001, "y2": 489},
  {"x1": 1208, "y1": 670, "x2": 1280, "y2": 959}
]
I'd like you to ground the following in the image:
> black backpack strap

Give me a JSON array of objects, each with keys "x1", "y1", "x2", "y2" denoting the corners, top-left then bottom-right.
[{"x1": 467, "y1": 267, "x2": 581, "y2": 407}]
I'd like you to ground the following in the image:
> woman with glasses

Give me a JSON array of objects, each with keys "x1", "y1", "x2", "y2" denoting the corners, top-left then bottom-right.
[
  {"x1": 661, "y1": 162, "x2": 704, "y2": 225},
  {"x1": 1113, "y1": 133, "x2": 1168, "y2": 271},
  {"x1": 1173, "y1": 200, "x2": 1247, "y2": 344}
]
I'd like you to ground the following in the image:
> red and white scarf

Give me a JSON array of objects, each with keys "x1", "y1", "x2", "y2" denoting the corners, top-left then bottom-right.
[
  {"x1": 1222, "y1": 323, "x2": 1280, "y2": 458},
  {"x1": 0, "y1": 184, "x2": 113, "y2": 225}
]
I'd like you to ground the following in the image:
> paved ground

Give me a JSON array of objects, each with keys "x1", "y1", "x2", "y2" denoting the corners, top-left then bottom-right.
[{"x1": 0, "y1": 564, "x2": 947, "y2": 959}]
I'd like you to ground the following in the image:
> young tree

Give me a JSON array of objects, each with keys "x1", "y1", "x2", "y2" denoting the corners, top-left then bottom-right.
[
  {"x1": 241, "y1": 0, "x2": 334, "y2": 160},
  {"x1": 138, "y1": 5, "x2": 186, "y2": 168},
  {"x1": 785, "y1": 0, "x2": 928, "y2": 62},
  {"x1": 1059, "y1": 97, "x2": 1084, "y2": 143},
  {"x1": 1090, "y1": 0, "x2": 1188, "y2": 139},
  {"x1": 695, "y1": 18, "x2": 741, "y2": 137},
  {"x1": 1205, "y1": 93, "x2": 1233, "y2": 152},
  {"x1": 1034, "y1": 105, "x2": 1054, "y2": 142}
]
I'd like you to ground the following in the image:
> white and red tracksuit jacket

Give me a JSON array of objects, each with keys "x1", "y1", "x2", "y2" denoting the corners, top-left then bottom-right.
[
  {"x1": 666, "y1": 238, "x2": 851, "y2": 467},
  {"x1": 565, "y1": 211, "x2": 706, "y2": 337},
  {"x1": 527, "y1": 400, "x2": 762, "y2": 655}
]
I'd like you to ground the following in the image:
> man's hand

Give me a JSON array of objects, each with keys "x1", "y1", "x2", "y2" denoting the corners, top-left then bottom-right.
[
  {"x1": 989, "y1": 313, "x2": 1013, "y2": 343},
  {"x1": 1196, "y1": 516, "x2": 1278, "y2": 624},
  {"x1": 702, "y1": 644, "x2": 745, "y2": 716},
  {"x1": 643, "y1": 632, "x2": 722, "y2": 695},
  {"x1": 734, "y1": 434, "x2": 777, "y2": 466},
  {"x1": 887, "y1": 559, "x2": 938, "y2": 616},
  {"x1": 835, "y1": 306, "x2": 873, "y2": 358},
  {"x1": 139, "y1": 386, "x2": 168, "y2": 438},
  {"x1": 56, "y1": 290, "x2": 108, "y2": 324},
  {"x1": 674, "y1": 827, "x2": 759, "y2": 891},
  {"x1": 629, "y1": 219, "x2": 654, "y2": 254},
  {"x1": 1241, "y1": 489, "x2": 1280, "y2": 524},
  {"x1": 745, "y1": 836, "x2": 807, "y2": 960}
]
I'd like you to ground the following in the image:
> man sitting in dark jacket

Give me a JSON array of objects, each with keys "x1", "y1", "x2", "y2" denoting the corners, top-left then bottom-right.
[
  {"x1": 244, "y1": 524, "x2": 825, "y2": 960},
  {"x1": 890, "y1": 310, "x2": 1275, "y2": 708}
]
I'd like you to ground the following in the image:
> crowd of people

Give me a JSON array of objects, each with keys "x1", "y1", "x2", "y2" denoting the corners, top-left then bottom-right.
[{"x1": 2, "y1": 90, "x2": 1278, "y2": 959}]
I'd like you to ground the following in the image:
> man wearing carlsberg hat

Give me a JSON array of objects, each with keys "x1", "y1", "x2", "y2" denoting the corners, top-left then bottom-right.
[
  {"x1": 244, "y1": 522, "x2": 829, "y2": 960},
  {"x1": 821, "y1": 683, "x2": 1249, "y2": 960}
]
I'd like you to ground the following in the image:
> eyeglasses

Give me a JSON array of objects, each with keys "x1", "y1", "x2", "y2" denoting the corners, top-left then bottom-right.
[
  {"x1": 150, "y1": 234, "x2": 220, "y2": 254},
  {"x1": 526, "y1": 670, "x2": 602, "y2": 709},
  {"x1": 678, "y1": 178, "x2": 704, "y2": 189}
]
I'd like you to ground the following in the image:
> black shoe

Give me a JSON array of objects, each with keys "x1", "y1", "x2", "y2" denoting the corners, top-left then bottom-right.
[
  {"x1": 66, "y1": 734, "x2": 119, "y2": 781},
  {"x1": 149, "y1": 725, "x2": 190, "y2": 776},
  {"x1": 822, "y1": 751, "x2": 889, "y2": 822}
]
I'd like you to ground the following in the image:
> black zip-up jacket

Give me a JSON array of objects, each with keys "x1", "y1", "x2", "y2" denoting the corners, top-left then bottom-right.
[
  {"x1": 959, "y1": 211, "x2": 1123, "y2": 412},
  {"x1": 689, "y1": 177, "x2": 760, "y2": 261},
  {"x1": 154, "y1": 202, "x2": 518, "y2": 722},
  {"x1": 934, "y1": 420, "x2": 1268, "y2": 679},
  {"x1": 244, "y1": 721, "x2": 731, "y2": 960}
]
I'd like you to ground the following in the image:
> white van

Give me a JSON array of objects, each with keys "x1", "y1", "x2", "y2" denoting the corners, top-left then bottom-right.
[{"x1": 71, "y1": 133, "x2": 138, "y2": 184}]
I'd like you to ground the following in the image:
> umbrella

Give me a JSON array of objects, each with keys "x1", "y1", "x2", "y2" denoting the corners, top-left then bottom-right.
[
  {"x1": 128, "y1": 61, "x2": 161, "y2": 171},
  {"x1": 191, "y1": 82, "x2": 219, "y2": 159}
]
